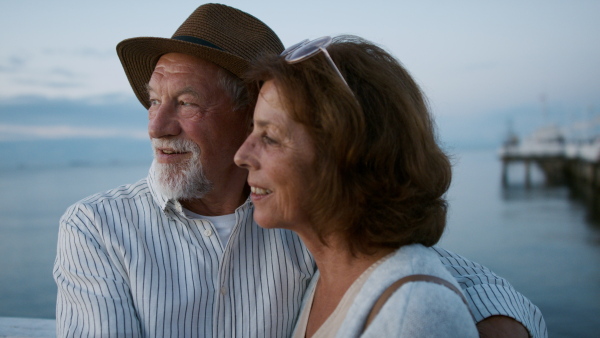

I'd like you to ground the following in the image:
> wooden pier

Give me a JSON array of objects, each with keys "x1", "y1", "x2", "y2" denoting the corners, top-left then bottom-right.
[
  {"x1": 501, "y1": 153, "x2": 567, "y2": 187},
  {"x1": 499, "y1": 125, "x2": 600, "y2": 189}
]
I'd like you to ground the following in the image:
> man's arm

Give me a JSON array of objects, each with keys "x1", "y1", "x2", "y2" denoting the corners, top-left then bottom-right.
[
  {"x1": 478, "y1": 315, "x2": 530, "y2": 338},
  {"x1": 431, "y1": 246, "x2": 547, "y2": 338},
  {"x1": 53, "y1": 204, "x2": 142, "y2": 337}
]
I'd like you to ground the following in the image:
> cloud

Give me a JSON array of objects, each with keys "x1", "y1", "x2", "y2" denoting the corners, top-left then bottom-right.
[
  {"x1": 41, "y1": 47, "x2": 113, "y2": 59},
  {"x1": 5, "y1": 65, "x2": 87, "y2": 91},
  {"x1": 0, "y1": 47, "x2": 130, "y2": 99},
  {"x1": 75, "y1": 48, "x2": 114, "y2": 58},
  {"x1": 49, "y1": 67, "x2": 79, "y2": 78},
  {"x1": 12, "y1": 77, "x2": 85, "y2": 89},
  {"x1": 0, "y1": 124, "x2": 147, "y2": 141},
  {"x1": 0, "y1": 52, "x2": 88, "y2": 91},
  {"x1": 0, "y1": 55, "x2": 28, "y2": 73}
]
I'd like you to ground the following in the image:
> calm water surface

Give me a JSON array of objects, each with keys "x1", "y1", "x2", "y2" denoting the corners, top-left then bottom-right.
[
  {"x1": 1, "y1": 150, "x2": 599, "y2": 337},
  {"x1": 439, "y1": 150, "x2": 600, "y2": 338}
]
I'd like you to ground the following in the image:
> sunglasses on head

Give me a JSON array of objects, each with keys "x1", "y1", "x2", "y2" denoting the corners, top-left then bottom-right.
[{"x1": 280, "y1": 36, "x2": 350, "y2": 89}]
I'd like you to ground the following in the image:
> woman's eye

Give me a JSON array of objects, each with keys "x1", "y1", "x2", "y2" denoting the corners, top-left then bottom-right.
[
  {"x1": 262, "y1": 135, "x2": 277, "y2": 145},
  {"x1": 149, "y1": 99, "x2": 159, "y2": 106}
]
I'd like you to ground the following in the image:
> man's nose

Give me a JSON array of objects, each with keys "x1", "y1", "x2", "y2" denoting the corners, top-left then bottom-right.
[{"x1": 148, "y1": 104, "x2": 181, "y2": 139}]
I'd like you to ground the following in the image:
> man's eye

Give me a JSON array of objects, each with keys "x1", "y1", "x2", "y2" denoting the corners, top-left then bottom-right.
[{"x1": 149, "y1": 99, "x2": 159, "y2": 106}]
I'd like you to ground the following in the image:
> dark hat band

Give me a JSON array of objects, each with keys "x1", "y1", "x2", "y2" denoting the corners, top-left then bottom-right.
[{"x1": 172, "y1": 36, "x2": 224, "y2": 51}]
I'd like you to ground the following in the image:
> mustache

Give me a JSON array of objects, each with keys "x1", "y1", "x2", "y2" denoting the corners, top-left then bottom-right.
[{"x1": 151, "y1": 138, "x2": 200, "y2": 154}]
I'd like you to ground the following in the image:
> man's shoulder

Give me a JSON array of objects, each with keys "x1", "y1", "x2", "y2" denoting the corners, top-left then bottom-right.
[
  {"x1": 428, "y1": 246, "x2": 491, "y2": 273},
  {"x1": 80, "y1": 177, "x2": 150, "y2": 204},
  {"x1": 64, "y1": 177, "x2": 151, "y2": 217}
]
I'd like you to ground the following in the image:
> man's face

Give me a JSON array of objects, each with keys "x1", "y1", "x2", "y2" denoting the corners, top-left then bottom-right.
[{"x1": 147, "y1": 53, "x2": 249, "y2": 201}]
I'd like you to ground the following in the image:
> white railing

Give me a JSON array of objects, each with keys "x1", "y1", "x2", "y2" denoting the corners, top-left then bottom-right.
[{"x1": 0, "y1": 317, "x2": 55, "y2": 337}]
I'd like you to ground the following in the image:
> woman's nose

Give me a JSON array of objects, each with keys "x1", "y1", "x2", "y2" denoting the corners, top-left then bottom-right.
[{"x1": 234, "y1": 137, "x2": 258, "y2": 170}]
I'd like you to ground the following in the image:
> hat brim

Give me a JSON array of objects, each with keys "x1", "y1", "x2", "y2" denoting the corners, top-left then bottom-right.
[{"x1": 117, "y1": 37, "x2": 249, "y2": 109}]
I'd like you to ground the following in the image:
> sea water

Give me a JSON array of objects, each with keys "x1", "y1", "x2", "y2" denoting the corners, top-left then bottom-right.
[
  {"x1": 0, "y1": 150, "x2": 599, "y2": 337},
  {"x1": 0, "y1": 162, "x2": 150, "y2": 319},
  {"x1": 440, "y1": 150, "x2": 600, "y2": 337}
]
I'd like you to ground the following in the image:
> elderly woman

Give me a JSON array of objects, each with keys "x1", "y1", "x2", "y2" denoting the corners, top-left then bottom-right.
[{"x1": 234, "y1": 35, "x2": 477, "y2": 337}]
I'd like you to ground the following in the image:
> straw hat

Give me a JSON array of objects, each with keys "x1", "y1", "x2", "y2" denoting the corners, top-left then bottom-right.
[{"x1": 116, "y1": 3, "x2": 283, "y2": 108}]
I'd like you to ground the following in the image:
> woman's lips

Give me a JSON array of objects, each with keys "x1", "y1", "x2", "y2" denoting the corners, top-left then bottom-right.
[{"x1": 250, "y1": 185, "x2": 272, "y2": 201}]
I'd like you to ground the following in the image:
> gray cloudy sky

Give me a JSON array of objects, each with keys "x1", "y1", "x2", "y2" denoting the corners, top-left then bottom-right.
[{"x1": 1, "y1": 0, "x2": 598, "y2": 135}]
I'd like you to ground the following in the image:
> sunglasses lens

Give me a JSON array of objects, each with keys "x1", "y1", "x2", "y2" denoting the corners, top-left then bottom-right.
[
  {"x1": 281, "y1": 39, "x2": 309, "y2": 56},
  {"x1": 281, "y1": 36, "x2": 352, "y2": 92},
  {"x1": 285, "y1": 36, "x2": 333, "y2": 63}
]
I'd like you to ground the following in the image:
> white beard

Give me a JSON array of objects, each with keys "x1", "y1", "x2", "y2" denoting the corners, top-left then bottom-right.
[{"x1": 151, "y1": 138, "x2": 213, "y2": 200}]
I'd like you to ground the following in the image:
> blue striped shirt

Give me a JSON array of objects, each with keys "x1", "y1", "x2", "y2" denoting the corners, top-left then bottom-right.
[
  {"x1": 54, "y1": 168, "x2": 546, "y2": 337},
  {"x1": 432, "y1": 246, "x2": 547, "y2": 337}
]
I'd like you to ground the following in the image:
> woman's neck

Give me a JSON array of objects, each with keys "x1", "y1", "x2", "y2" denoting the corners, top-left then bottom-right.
[
  {"x1": 302, "y1": 231, "x2": 393, "y2": 281},
  {"x1": 301, "y1": 232, "x2": 394, "y2": 337}
]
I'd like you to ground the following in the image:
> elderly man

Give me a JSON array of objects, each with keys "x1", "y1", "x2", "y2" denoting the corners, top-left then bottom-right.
[{"x1": 53, "y1": 3, "x2": 546, "y2": 337}]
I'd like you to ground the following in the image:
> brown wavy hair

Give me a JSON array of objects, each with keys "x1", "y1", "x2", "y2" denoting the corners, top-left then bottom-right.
[{"x1": 245, "y1": 35, "x2": 452, "y2": 255}]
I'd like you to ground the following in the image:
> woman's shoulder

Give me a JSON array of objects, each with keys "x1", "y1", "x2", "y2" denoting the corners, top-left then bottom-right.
[
  {"x1": 335, "y1": 244, "x2": 477, "y2": 337},
  {"x1": 364, "y1": 279, "x2": 478, "y2": 337},
  {"x1": 372, "y1": 244, "x2": 457, "y2": 283},
  {"x1": 361, "y1": 245, "x2": 477, "y2": 336}
]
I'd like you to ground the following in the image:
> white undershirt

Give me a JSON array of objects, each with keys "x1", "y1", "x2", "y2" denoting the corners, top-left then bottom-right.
[{"x1": 183, "y1": 209, "x2": 236, "y2": 247}]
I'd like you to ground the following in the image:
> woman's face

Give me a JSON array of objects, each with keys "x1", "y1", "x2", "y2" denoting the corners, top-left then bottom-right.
[{"x1": 234, "y1": 80, "x2": 316, "y2": 231}]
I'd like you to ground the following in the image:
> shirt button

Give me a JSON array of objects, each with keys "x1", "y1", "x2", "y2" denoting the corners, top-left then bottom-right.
[
  {"x1": 220, "y1": 287, "x2": 226, "y2": 295},
  {"x1": 203, "y1": 229, "x2": 213, "y2": 237}
]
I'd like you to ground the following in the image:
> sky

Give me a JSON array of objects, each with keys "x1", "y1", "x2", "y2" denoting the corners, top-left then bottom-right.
[{"x1": 1, "y1": 0, "x2": 599, "y2": 146}]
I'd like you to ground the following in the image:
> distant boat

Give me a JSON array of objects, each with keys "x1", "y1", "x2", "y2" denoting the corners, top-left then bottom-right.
[
  {"x1": 499, "y1": 120, "x2": 600, "y2": 189},
  {"x1": 565, "y1": 137, "x2": 600, "y2": 163},
  {"x1": 499, "y1": 124, "x2": 565, "y2": 160}
]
